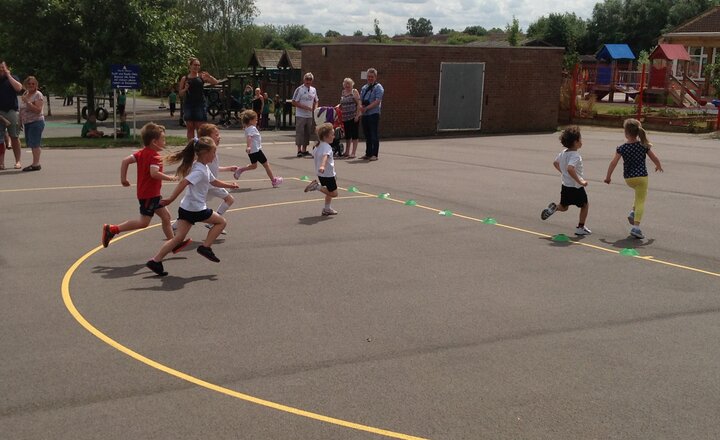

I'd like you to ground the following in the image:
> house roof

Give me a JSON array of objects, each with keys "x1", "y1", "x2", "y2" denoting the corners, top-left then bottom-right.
[
  {"x1": 248, "y1": 49, "x2": 283, "y2": 68},
  {"x1": 650, "y1": 44, "x2": 691, "y2": 61},
  {"x1": 596, "y1": 44, "x2": 636, "y2": 60},
  {"x1": 278, "y1": 50, "x2": 302, "y2": 70},
  {"x1": 669, "y1": 6, "x2": 720, "y2": 33}
]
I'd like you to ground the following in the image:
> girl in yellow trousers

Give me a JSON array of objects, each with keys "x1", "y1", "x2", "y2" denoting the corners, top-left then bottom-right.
[{"x1": 604, "y1": 119, "x2": 664, "y2": 239}]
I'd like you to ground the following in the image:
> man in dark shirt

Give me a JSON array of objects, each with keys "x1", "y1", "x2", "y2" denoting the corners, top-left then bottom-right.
[{"x1": 0, "y1": 61, "x2": 24, "y2": 169}]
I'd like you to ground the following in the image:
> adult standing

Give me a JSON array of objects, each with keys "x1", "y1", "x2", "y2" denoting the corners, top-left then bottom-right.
[
  {"x1": 0, "y1": 61, "x2": 23, "y2": 169},
  {"x1": 359, "y1": 68, "x2": 384, "y2": 161},
  {"x1": 19, "y1": 76, "x2": 45, "y2": 171},
  {"x1": 292, "y1": 72, "x2": 318, "y2": 157},
  {"x1": 251, "y1": 87, "x2": 264, "y2": 128},
  {"x1": 179, "y1": 57, "x2": 218, "y2": 140},
  {"x1": 339, "y1": 78, "x2": 361, "y2": 159}
]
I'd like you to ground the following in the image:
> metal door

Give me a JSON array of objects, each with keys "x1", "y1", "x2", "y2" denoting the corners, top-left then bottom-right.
[{"x1": 437, "y1": 62, "x2": 485, "y2": 131}]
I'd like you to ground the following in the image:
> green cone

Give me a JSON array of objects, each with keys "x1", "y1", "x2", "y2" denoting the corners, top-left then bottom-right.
[
  {"x1": 300, "y1": 175, "x2": 310, "y2": 181},
  {"x1": 620, "y1": 248, "x2": 640, "y2": 257},
  {"x1": 481, "y1": 217, "x2": 497, "y2": 225},
  {"x1": 552, "y1": 233, "x2": 571, "y2": 242},
  {"x1": 438, "y1": 210, "x2": 453, "y2": 217},
  {"x1": 378, "y1": 192, "x2": 390, "y2": 199},
  {"x1": 404, "y1": 199, "x2": 417, "y2": 206},
  {"x1": 347, "y1": 186, "x2": 359, "y2": 193}
]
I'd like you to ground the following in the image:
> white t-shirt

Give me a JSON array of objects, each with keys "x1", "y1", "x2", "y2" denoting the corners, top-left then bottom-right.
[
  {"x1": 208, "y1": 154, "x2": 220, "y2": 177},
  {"x1": 555, "y1": 149, "x2": 584, "y2": 188},
  {"x1": 180, "y1": 162, "x2": 215, "y2": 211},
  {"x1": 19, "y1": 91, "x2": 45, "y2": 124},
  {"x1": 244, "y1": 125, "x2": 262, "y2": 153},
  {"x1": 312, "y1": 142, "x2": 335, "y2": 178},
  {"x1": 292, "y1": 85, "x2": 318, "y2": 118}
]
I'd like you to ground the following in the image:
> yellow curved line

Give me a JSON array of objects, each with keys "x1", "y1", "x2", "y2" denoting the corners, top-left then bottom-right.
[{"x1": 62, "y1": 200, "x2": 427, "y2": 440}]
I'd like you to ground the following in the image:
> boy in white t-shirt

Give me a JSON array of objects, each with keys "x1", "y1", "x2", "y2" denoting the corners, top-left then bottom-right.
[
  {"x1": 303, "y1": 123, "x2": 338, "y2": 216},
  {"x1": 540, "y1": 126, "x2": 591, "y2": 236}
]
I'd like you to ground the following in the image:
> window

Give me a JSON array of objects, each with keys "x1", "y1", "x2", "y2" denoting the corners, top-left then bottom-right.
[{"x1": 687, "y1": 46, "x2": 709, "y2": 80}]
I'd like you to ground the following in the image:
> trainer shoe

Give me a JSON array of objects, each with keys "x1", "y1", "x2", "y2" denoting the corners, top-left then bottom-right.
[
  {"x1": 302, "y1": 151, "x2": 312, "y2": 157},
  {"x1": 233, "y1": 167, "x2": 244, "y2": 180},
  {"x1": 197, "y1": 245, "x2": 220, "y2": 262},
  {"x1": 172, "y1": 238, "x2": 192, "y2": 254},
  {"x1": 296, "y1": 152, "x2": 303, "y2": 158},
  {"x1": 630, "y1": 227, "x2": 644, "y2": 239},
  {"x1": 204, "y1": 223, "x2": 227, "y2": 235},
  {"x1": 575, "y1": 226, "x2": 592, "y2": 236},
  {"x1": 146, "y1": 260, "x2": 168, "y2": 276},
  {"x1": 272, "y1": 176, "x2": 284, "y2": 188},
  {"x1": 627, "y1": 210, "x2": 635, "y2": 225},
  {"x1": 321, "y1": 207, "x2": 338, "y2": 216},
  {"x1": 304, "y1": 179, "x2": 320, "y2": 192},
  {"x1": 541, "y1": 202, "x2": 557, "y2": 220},
  {"x1": 102, "y1": 224, "x2": 116, "y2": 248},
  {"x1": 369, "y1": 156, "x2": 378, "y2": 161}
]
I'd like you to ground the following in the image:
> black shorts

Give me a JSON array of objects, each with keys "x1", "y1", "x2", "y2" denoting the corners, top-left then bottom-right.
[
  {"x1": 318, "y1": 175, "x2": 337, "y2": 192},
  {"x1": 138, "y1": 196, "x2": 163, "y2": 217},
  {"x1": 178, "y1": 207, "x2": 213, "y2": 224},
  {"x1": 560, "y1": 185, "x2": 588, "y2": 208},
  {"x1": 343, "y1": 119, "x2": 359, "y2": 140},
  {"x1": 248, "y1": 150, "x2": 267, "y2": 164}
]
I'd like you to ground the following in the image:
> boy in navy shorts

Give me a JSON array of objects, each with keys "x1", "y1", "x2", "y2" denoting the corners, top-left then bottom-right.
[
  {"x1": 540, "y1": 126, "x2": 591, "y2": 236},
  {"x1": 102, "y1": 123, "x2": 188, "y2": 250}
]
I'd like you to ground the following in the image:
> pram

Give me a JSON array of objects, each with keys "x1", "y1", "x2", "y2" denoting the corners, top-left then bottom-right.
[{"x1": 314, "y1": 106, "x2": 345, "y2": 157}]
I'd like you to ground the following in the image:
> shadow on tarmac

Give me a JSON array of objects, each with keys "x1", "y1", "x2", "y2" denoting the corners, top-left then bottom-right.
[
  {"x1": 129, "y1": 273, "x2": 219, "y2": 292},
  {"x1": 600, "y1": 237, "x2": 656, "y2": 248},
  {"x1": 298, "y1": 215, "x2": 334, "y2": 226}
]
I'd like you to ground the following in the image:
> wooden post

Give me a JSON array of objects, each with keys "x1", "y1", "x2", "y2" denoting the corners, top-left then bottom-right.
[
  {"x1": 636, "y1": 64, "x2": 646, "y2": 119},
  {"x1": 570, "y1": 63, "x2": 578, "y2": 121}
]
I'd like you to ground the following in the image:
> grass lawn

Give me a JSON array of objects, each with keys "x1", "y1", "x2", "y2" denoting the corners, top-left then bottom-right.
[{"x1": 41, "y1": 136, "x2": 188, "y2": 148}]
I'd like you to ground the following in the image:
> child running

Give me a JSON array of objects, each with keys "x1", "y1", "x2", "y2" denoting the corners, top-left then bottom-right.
[
  {"x1": 146, "y1": 136, "x2": 238, "y2": 276},
  {"x1": 303, "y1": 122, "x2": 339, "y2": 216},
  {"x1": 604, "y1": 118, "x2": 663, "y2": 239},
  {"x1": 233, "y1": 110, "x2": 283, "y2": 188},
  {"x1": 102, "y1": 123, "x2": 181, "y2": 248},
  {"x1": 197, "y1": 123, "x2": 237, "y2": 234},
  {"x1": 540, "y1": 126, "x2": 591, "y2": 236}
]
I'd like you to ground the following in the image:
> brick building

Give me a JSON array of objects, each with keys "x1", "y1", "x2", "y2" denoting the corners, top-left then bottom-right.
[{"x1": 301, "y1": 43, "x2": 564, "y2": 137}]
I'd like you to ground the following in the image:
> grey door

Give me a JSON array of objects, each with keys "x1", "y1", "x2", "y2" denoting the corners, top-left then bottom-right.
[{"x1": 437, "y1": 62, "x2": 485, "y2": 131}]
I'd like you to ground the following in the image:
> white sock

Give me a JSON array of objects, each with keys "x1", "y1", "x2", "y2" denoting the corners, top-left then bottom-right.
[
  {"x1": 217, "y1": 202, "x2": 229, "y2": 215},
  {"x1": 324, "y1": 203, "x2": 331, "y2": 209}
]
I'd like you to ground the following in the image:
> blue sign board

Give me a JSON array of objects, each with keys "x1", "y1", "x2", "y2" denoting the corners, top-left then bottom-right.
[{"x1": 111, "y1": 64, "x2": 141, "y2": 89}]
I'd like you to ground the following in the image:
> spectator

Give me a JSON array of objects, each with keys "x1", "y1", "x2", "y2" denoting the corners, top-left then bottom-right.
[
  {"x1": 292, "y1": 72, "x2": 319, "y2": 157},
  {"x1": 117, "y1": 90, "x2": 126, "y2": 115},
  {"x1": 242, "y1": 84, "x2": 253, "y2": 110},
  {"x1": 339, "y1": 77, "x2": 361, "y2": 159},
  {"x1": 178, "y1": 57, "x2": 218, "y2": 140},
  {"x1": 168, "y1": 89, "x2": 177, "y2": 117},
  {"x1": 359, "y1": 68, "x2": 384, "y2": 161},
  {"x1": 116, "y1": 113, "x2": 130, "y2": 138},
  {"x1": 82, "y1": 114, "x2": 104, "y2": 138},
  {"x1": 19, "y1": 76, "x2": 45, "y2": 171},
  {"x1": 0, "y1": 60, "x2": 24, "y2": 169},
  {"x1": 261, "y1": 92, "x2": 271, "y2": 130},
  {"x1": 251, "y1": 87, "x2": 264, "y2": 128},
  {"x1": 273, "y1": 94, "x2": 283, "y2": 130}
]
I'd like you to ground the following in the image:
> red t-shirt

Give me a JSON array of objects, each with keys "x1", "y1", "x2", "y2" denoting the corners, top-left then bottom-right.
[{"x1": 133, "y1": 147, "x2": 163, "y2": 199}]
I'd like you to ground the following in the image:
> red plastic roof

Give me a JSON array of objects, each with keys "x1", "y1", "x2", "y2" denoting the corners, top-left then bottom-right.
[{"x1": 650, "y1": 44, "x2": 691, "y2": 61}]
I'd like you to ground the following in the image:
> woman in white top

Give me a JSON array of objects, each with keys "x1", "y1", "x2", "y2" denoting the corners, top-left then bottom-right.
[
  {"x1": 19, "y1": 76, "x2": 44, "y2": 171},
  {"x1": 146, "y1": 136, "x2": 238, "y2": 276}
]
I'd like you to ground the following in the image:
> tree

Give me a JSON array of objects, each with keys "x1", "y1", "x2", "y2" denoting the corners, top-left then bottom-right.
[
  {"x1": 406, "y1": 17, "x2": 433, "y2": 37},
  {"x1": 506, "y1": 16, "x2": 521, "y2": 46},
  {"x1": 463, "y1": 26, "x2": 487, "y2": 36},
  {"x1": 371, "y1": 18, "x2": 385, "y2": 42},
  {"x1": 438, "y1": 27, "x2": 454, "y2": 35},
  {"x1": 325, "y1": 30, "x2": 341, "y2": 38},
  {"x1": 353, "y1": 30, "x2": 364, "y2": 37}
]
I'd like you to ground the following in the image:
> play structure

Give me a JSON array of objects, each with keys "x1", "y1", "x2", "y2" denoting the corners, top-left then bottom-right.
[
  {"x1": 579, "y1": 44, "x2": 637, "y2": 103},
  {"x1": 646, "y1": 43, "x2": 706, "y2": 107}
]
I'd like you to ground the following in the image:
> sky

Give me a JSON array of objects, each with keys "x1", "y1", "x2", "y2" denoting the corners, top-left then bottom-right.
[{"x1": 253, "y1": 0, "x2": 600, "y2": 36}]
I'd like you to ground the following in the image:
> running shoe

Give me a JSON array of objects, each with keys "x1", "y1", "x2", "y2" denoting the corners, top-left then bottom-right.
[
  {"x1": 321, "y1": 207, "x2": 338, "y2": 216},
  {"x1": 627, "y1": 210, "x2": 635, "y2": 225},
  {"x1": 102, "y1": 224, "x2": 116, "y2": 248},
  {"x1": 272, "y1": 176, "x2": 283, "y2": 188},
  {"x1": 304, "y1": 179, "x2": 320, "y2": 192},
  {"x1": 233, "y1": 168, "x2": 244, "y2": 180},
  {"x1": 146, "y1": 260, "x2": 168, "y2": 276},
  {"x1": 541, "y1": 202, "x2": 557, "y2": 220},
  {"x1": 197, "y1": 245, "x2": 220, "y2": 262},
  {"x1": 575, "y1": 226, "x2": 592, "y2": 236},
  {"x1": 630, "y1": 227, "x2": 644, "y2": 239}
]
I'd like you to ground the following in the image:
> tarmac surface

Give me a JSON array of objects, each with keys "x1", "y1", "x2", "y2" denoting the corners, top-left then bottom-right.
[{"x1": 1, "y1": 99, "x2": 720, "y2": 439}]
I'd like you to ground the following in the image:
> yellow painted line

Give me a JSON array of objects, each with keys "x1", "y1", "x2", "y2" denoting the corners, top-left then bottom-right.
[{"x1": 62, "y1": 198, "x2": 427, "y2": 440}]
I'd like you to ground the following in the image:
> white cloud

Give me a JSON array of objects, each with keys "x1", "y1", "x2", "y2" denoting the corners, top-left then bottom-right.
[{"x1": 254, "y1": 0, "x2": 599, "y2": 35}]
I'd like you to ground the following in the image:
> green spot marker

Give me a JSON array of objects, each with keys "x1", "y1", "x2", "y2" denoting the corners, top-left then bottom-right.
[
  {"x1": 378, "y1": 192, "x2": 390, "y2": 199},
  {"x1": 620, "y1": 248, "x2": 640, "y2": 257},
  {"x1": 551, "y1": 233, "x2": 571, "y2": 242},
  {"x1": 404, "y1": 199, "x2": 417, "y2": 206},
  {"x1": 300, "y1": 175, "x2": 310, "y2": 181},
  {"x1": 347, "y1": 186, "x2": 359, "y2": 193},
  {"x1": 481, "y1": 217, "x2": 497, "y2": 225},
  {"x1": 438, "y1": 210, "x2": 453, "y2": 217}
]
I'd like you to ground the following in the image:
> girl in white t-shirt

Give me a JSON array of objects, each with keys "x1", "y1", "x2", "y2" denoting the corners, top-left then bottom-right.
[
  {"x1": 233, "y1": 110, "x2": 283, "y2": 188},
  {"x1": 146, "y1": 136, "x2": 238, "y2": 276},
  {"x1": 303, "y1": 123, "x2": 338, "y2": 216}
]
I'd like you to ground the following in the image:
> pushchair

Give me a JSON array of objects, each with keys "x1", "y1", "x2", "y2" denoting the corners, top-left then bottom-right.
[{"x1": 314, "y1": 106, "x2": 345, "y2": 157}]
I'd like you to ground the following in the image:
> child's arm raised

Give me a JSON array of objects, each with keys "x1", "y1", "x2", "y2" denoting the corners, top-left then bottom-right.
[
  {"x1": 604, "y1": 153, "x2": 621, "y2": 184},
  {"x1": 160, "y1": 179, "x2": 190, "y2": 206},
  {"x1": 120, "y1": 155, "x2": 136, "y2": 187},
  {"x1": 647, "y1": 149, "x2": 663, "y2": 172}
]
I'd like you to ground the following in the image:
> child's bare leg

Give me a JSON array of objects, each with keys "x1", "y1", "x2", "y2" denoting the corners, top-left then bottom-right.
[
  {"x1": 261, "y1": 162, "x2": 275, "y2": 180},
  {"x1": 556, "y1": 204, "x2": 569, "y2": 212},
  {"x1": 155, "y1": 207, "x2": 174, "y2": 239},
  {"x1": 153, "y1": 221, "x2": 192, "y2": 261},
  {"x1": 579, "y1": 203, "x2": 589, "y2": 225},
  {"x1": 202, "y1": 213, "x2": 226, "y2": 247},
  {"x1": 117, "y1": 215, "x2": 152, "y2": 233}
]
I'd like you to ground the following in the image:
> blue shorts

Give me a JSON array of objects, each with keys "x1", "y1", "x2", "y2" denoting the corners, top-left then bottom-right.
[
  {"x1": 139, "y1": 196, "x2": 163, "y2": 217},
  {"x1": 24, "y1": 120, "x2": 45, "y2": 148},
  {"x1": 178, "y1": 207, "x2": 213, "y2": 224},
  {"x1": 183, "y1": 104, "x2": 207, "y2": 122}
]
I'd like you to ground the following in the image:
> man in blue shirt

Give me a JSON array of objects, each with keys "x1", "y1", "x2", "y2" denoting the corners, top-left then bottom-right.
[
  {"x1": 0, "y1": 61, "x2": 23, "y2": 169},
  {"x1": 359, "y1": 68, "x2": 384, "y2": 161}
]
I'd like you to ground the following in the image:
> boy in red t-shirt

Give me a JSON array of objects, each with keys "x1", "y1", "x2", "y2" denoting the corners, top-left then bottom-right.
[{"x1": 102, "y1": 123, "x2": 187, "y2": 250}]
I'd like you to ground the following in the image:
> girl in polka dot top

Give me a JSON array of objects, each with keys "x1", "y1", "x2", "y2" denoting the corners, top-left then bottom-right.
[{"x1": 604, "y1": 118, "x2": 664, "y2": 239}]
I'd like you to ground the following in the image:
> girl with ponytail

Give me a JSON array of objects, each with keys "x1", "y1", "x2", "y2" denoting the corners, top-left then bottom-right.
[{"x1": 604, "y1": 118, "x2": 664, "y2": 239}]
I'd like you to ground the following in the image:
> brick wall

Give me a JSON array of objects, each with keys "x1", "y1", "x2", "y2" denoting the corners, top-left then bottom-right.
[{"x1": 301, "y1": 43, "x2": 564, "y2": 137}]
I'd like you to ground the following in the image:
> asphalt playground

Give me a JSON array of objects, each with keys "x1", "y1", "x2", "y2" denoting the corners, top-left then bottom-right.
[{"x1": 1, "y1": 112, "x2": 719, "y2": 439}]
